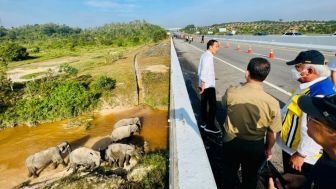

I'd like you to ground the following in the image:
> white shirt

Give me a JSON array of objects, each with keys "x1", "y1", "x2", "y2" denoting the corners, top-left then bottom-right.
[
  {"x1": 328, "y1": 57, "x2": 336, "y2": 71},
  {"x1": 276, "y1": 76, "x2": 327, "y2": 165},
  {"x1": 198, "y1": 50, "x2": 215, "y2": 89}
]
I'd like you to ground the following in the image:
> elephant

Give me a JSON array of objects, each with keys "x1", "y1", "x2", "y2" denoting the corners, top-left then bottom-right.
[
  {"x1": 105, "y1": 143, "x2": 135, "y2": 168},
  {"x1": 25, "y1": 141, "x2": 71, "y2": 178},
  {"x1": 68, "y1": 147, "x2": 101, "y2": 172},
  {"x1": 111, "y1": 124, "x2": 139, "y2": 142},
  {"x1": 113, "y1": 117, "x2": 141, "y2": 130}
]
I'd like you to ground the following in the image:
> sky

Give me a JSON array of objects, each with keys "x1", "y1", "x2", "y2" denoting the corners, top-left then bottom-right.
[{"x1": 0, "y1": 0, "x2": 335, "y2": 29}]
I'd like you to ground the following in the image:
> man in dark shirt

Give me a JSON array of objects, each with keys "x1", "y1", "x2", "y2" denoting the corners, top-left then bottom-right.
[{"x1": 269, "y1": 94, "x2": 336, "y2": 189}]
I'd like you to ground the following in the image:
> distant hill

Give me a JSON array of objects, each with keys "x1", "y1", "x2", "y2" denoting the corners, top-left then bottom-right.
[{"x1": 181, "y1": 20, "x2": 336, "y2": 35}]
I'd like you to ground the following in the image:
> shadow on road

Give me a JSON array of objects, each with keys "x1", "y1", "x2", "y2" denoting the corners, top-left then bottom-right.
[{"x1": 176, "y1": 47, "x2": 228, "y2": 188}]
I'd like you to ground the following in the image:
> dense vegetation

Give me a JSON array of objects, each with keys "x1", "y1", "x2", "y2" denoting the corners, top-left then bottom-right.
[
  {"x1": 0, "y1": 20, "x2": 167, "y2": 62},
  {"x1": 0, "y1": 43, "x2": 29, "y2": 61},
  {"x1": 0, "y1": 64, "x2": 116, "y2": 128},
  {"x1": 181, "y1": 20, "x2": 336, "y2": 35}
]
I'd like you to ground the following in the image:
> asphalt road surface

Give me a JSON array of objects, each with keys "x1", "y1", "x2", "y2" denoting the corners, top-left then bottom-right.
[{"x1": 172, "y1": 38, "x2": 335, "y2": 188}]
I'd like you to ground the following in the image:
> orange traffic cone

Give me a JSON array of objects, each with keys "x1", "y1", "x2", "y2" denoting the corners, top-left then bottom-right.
[
  {"x1": 236, "y1": 44, "x2": 240, "y2": 51},
  {"x1": 268, "y1": 49, "x2": 274, "y2": 59},
  {"x1": 225, "y1": 42, "x2": 230, "y2": 48},
  {"x1": 246, "y1": 46, "x2": 253, "y2": 54}
]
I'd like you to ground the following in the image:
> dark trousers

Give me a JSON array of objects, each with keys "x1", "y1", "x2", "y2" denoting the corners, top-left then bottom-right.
[
  {"x1": 200, "y1": 87, "x2": 216, "y2": 130},
  {"x1": 222, "y1": 138, "x2": 265, "y2": 189},
  {"x1": 282, "y1": 151, "x2": 313, "y2": 176}
]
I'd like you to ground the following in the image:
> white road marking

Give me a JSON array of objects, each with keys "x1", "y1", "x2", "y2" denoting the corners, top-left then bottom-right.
[
  {"x1": 187, "y1": 43, "x2": 292, "y2": 97},
  {"x1": 252, "y1": 52, "x2": 290, "y2": 62}
]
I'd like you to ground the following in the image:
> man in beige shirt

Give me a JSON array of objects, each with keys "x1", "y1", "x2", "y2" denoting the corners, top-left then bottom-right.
[{"x1": 221, "y1": 57, "x2": 282, "y2": 189}]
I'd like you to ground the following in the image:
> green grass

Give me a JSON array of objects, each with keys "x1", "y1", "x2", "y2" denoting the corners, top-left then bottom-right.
[
  {"x1": 141, "y1": 66, "x2": 169, "y2": 109},
  {"x1": 133, "y1": 40, "x2": 170, "y2": 109},
  {"x1": 19, "y1": 71, "x2": 48, "y2": 79},
  {"x1": 7, "y1": 45, "x2": 126, "y2": 69}
]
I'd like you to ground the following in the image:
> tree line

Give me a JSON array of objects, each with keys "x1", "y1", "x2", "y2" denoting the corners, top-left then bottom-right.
[
  {"x1": 0, "y1": 20, "x2": 167, "y2": 61},
  {"x1": 181, "y1": 20, "x2": 336, "y2": 35}
]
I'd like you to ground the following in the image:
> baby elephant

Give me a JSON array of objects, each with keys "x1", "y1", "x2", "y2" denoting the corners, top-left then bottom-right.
[
  {"x1": 111, "y1": 124, "x2": 139, "y2": 142},
  {"x1": 68, "y1": 147, "x2": 101, "y2": 172},
  {"x1": 113, "y1": 117, "x2": 141, "y2": 129},
  {"x1": 105, "y1": 143, "x2": 135, "y2": 168},
  {"x1": 25, "y1": 141, "x2": 71, "y2": 178}
]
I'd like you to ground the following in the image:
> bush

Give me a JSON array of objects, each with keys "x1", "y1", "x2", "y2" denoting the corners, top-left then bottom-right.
[
  {"x1": 15, "y1": 79, "x2": 99, "y2": 123},
  {"x1": 90, "y1": 75, "x2": 116, "y2": 91},
  {"x1": 75, "y1": 74, "x2": 93, "y2": 88},
  {"x1": 59, "y1": 63, "x2": 78, "y2": 76},
  {"x1": 104, "y1": 51, "x2": 123, "y2": 64},
  {"x1": 30, "y1": 46, "x2": 40, "y2": 53},
  {"x1": 0, "y1": 43, "x2": 29, "y2": 61},
  {"x1": 152, "y1": 30, "x2": 167, "y2": 43},
  {"x1": 0, "y1": 70, "x2": 12, "y2": 108},
  {"x1": 136, "y1": 152, "x2": 168, "y2": 189}
]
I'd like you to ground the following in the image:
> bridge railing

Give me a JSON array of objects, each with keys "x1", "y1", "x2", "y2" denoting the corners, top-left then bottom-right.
[
  {"x1": 169, "y1": 38, "x2": 217, "y2": 189},
  {"x1": 208, "y1": 35, "x2": 336, "y2": 51}
]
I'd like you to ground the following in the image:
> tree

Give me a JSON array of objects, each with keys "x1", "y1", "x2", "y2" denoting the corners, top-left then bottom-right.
[
  {"x1": 0, "y1": 26, "x2": 7, "y2": 37},
  {"x1": 0, "y1": 59, "x2": 12, "y2": 109},
  {"x1": 0, "y1": 43, "x2": 29, "y2": 61},
  {"x1": 90, "y1": 75, "x2": 116, "y2": 91}
]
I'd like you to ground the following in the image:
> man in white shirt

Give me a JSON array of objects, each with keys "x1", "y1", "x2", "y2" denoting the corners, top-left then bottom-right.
[{"x1": 198, "y1": 39, "x2": 220, "y2": 134}]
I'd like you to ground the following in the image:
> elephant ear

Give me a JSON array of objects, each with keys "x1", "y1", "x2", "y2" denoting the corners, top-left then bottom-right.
[
  {"x1": 58, "y1": 142, "x2": 68, "y2": 153},
  {"x1": 135, "y1": 118, "x2": 141, "y2": 128},
  {"x1": 62, "y1": 142, "x2": 71, "y2": 153}
]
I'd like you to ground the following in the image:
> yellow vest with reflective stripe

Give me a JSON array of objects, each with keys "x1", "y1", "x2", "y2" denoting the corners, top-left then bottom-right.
[{"x1": 280, "y1": 88, "x2": 309, "y2": 150}]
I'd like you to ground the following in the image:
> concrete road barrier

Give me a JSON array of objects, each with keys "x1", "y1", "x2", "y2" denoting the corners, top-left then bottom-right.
[{"x1": 169, "y1": 38, "x2": 217, "y2": 189}]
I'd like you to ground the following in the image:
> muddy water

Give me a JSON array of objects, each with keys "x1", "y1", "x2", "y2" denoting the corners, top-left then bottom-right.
[{"x1": 0, "y1": 106, "x2": 168, "y2": 189}]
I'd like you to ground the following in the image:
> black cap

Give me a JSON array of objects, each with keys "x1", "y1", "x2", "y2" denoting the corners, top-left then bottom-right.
[
  {"x1": 286, "y1": 50, "x2": 325, "y2": 65},
  {"x1": 298, "y1": 94, "x2": 336, "y2": 129}
]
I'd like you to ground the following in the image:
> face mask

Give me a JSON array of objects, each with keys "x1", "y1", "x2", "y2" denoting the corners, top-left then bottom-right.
[
  {"x1": 291, "y1": 68, "x2": 308, "y2": 81},
  {"x1": 291, "y1": 68, "x2": 305, "y2": 81},
  {"x1": 291, "y1": 66, "x2": 311, "y2": 81}
]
